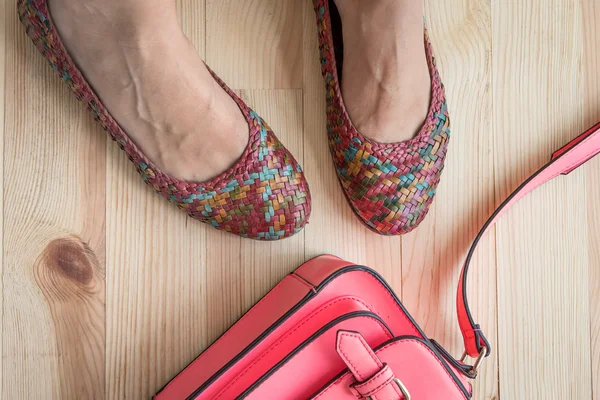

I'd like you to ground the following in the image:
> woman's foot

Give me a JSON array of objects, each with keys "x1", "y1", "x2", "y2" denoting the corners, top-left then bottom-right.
[
  {"x1": 333, "y1": 0, "x2": 431, "y2": 143},
  {"x1": 48, "y1": 0, "x2": 249, "y2": 182}
]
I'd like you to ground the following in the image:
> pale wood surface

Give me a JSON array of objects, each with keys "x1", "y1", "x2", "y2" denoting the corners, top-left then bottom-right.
[
  {"x1": 584, "y1": 0, "x2": 600, "y2": 397},
  {"x1": 0, "y1": 0, "x2": 5, "y2": 393},
  {"x1": 1, "y1": 0, "x2": 599, "y2": 399}
]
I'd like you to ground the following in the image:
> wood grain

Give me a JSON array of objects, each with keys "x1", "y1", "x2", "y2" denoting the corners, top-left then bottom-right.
[
  {"x1": 302, "y1": 0, "x2": 405, "y2": 290},
  {"x1": 177, "y1": 0, "x2": 206, "y2": 55},
  {"x1": 205, "y1": 0, "x2": 304, "y2": 89},
  {"x1": 203, "y1": 90, "x2": 306, "y2": 354},
  {"x1": 105, "y1": 148, "x2": 209, "y2": 398},
  {"x1": 3, "y1": 0, "x2": 106, "y2": 398},
  {"x1": 1, "y1": 0, "x2": 599, "y2": 399},
  {"x1": 583, "y1": 1, "x2": 600, "y2": 398},
  {"x1": 588, "y1": 161, "x2": 600, "y2": 400},
  {"x1": 33, "y1": 236, "x2": 105, "y2": 399},
  {"x1": 493, "y1": 1, "x2": 592, "y2": 398},
  {"x1": 201, "y1": 1, "x2": 308, "y2": 378},
  {"x1": 404, "y1": 1, "x2": 499, "y2": 398},
  {"x1": 105, "y1": 3, "x2": 208, "y2": 398},
  {"x1": 0, "y1": 0, "x2": 5, "y2": 394}
]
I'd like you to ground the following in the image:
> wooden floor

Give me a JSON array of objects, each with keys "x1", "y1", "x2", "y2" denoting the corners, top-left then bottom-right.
[{"x1": 1, "y1": 0, "x2": 599, "y2": 399}]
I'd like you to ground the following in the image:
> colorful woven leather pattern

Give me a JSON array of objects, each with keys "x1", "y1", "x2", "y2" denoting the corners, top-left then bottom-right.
[
  {"x1": 18, "y1": 0, "x2": 311, "y2": 240},
  {"x1": 313, "y1": 0, "x2": 451, "y2": 235}
]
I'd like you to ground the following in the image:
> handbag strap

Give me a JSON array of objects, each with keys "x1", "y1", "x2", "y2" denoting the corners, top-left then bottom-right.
[{"x1": 457, "y1": 122, "x2": 600, "y2": 367}]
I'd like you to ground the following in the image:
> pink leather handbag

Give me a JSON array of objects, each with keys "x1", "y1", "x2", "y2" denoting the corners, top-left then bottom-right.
[{"x1": 155, "y1": 122, "x2": 600, "y2": 400}]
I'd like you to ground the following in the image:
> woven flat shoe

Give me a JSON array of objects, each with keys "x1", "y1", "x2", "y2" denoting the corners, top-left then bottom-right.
[
  {"x1": 18, "y1": 0, "x2": 311, "y2": 240},
  {"x1": 313, "y1": 0, "x2": 450, "y2": 235}
]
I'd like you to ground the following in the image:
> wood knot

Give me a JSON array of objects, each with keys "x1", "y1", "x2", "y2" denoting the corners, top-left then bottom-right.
[
  {"x1": 34, "y1": 236, "x2": 103, "y2": 299},
  {"x1": 42, "y1": 237, "x2": 94, "y2": 285},
  {"x1": 33, "y1": 235, "x2": 105, "y2": 398}
]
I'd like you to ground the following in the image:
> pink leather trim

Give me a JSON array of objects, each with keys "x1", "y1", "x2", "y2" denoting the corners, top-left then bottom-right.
[
  {"x1": 314, "y1": 338, "x2": 468, "y2": 399},
  {"x1": 305, "y1": 266, "x2": 424, "y2": 339},
  {"x1": 201, "y1": 297, "x2": 375, "y2": 399},
  {"x1": 457, "y1": 122, "x2": 600, "y2": 357},
  {"x1": 552, "y1": 122, "x2": 600, "y2": 160},
  {"x1": 336, "y1": 331, "x2": 382, "y2": 381},
  {"x1": 242, "y1": 316, "x2": 393, "y2": 399},
  {"x1": 335, "y1": 332, "x2": 405, "y2": 400},
  {"x1": 294, "y1": 255, "x2": 354, "y2": 286},
  {"x1": 352, "y1": 365, "x2": 395, "y2": 398},
  {"x1": 291, "y1": 272, "x2": 317, "y2": 291}
]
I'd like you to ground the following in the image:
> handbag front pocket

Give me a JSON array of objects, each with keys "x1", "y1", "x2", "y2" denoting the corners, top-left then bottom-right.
[{"x1": 222, "y1": 311, "x2": 393, "y2": 400}]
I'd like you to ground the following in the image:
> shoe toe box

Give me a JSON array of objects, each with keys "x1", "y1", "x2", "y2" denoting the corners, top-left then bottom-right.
[
  {"x1": 164, "y1": 124, "x2": 311, "y2": 240},
  {"x1": 332, "y1": 106, "x2": 450, "y2": 236}
]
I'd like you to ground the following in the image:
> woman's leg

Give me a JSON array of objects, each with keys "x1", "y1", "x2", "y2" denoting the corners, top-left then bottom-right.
[
  {"x1": 333, "y1": 0, "x2": 431, "y2": 143},
  {"x1": 49, "y1": 0, "x2": 248, "y2": 182}
]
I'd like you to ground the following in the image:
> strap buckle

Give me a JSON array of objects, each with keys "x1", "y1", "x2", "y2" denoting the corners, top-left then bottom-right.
[
  {"x1": 366, "y1": 378, "x2": 410, "y2": 400},
  {"x1": 460, "y1": 347, "x2": 487, "y2": 377}
]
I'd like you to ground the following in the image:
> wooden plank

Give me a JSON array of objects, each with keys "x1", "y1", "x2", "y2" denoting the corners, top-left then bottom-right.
[
  {"x1": 400, "y1": 2, "x2": 498, "y2": 399},
  {"x1": 0, "y1": 0, "x2": 6, "y2": 392},
  {"x1": 201, "y1": 88, "x2": 306, "y2": 371},
  {"x1": 587, "y1": 156, "x2": 600, "y2": 400},
  {"x1": 205, "y1": 0, "x2": 304, "y2": 90},
  {"x1": 3, "y1": 1, "x2": 106, "y2": 398},
  {"x1": 177, "y1": 0, "x2": 206, "y2": 56},
  {"x1": 493, "y1": 1, "x2": 591, "y2": 398},
  {"x1": 203, "y1": 89, "x2": 306, "y2": 360},
  {"x1": 583, "y1": 0, "x2": 600, "y2": 397},
  {"x1": 201, "y1": 0, "x2": 307, "y2": 361},
  {"x1": 105, "y1": 2, "x2": 209, "y2": 398},
  {"x1": 105, "y1": 159, "x2": 209, "y2": 398},
  {"x1": 301, "y1": 0, "x2": 404, "y2": 294}
]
